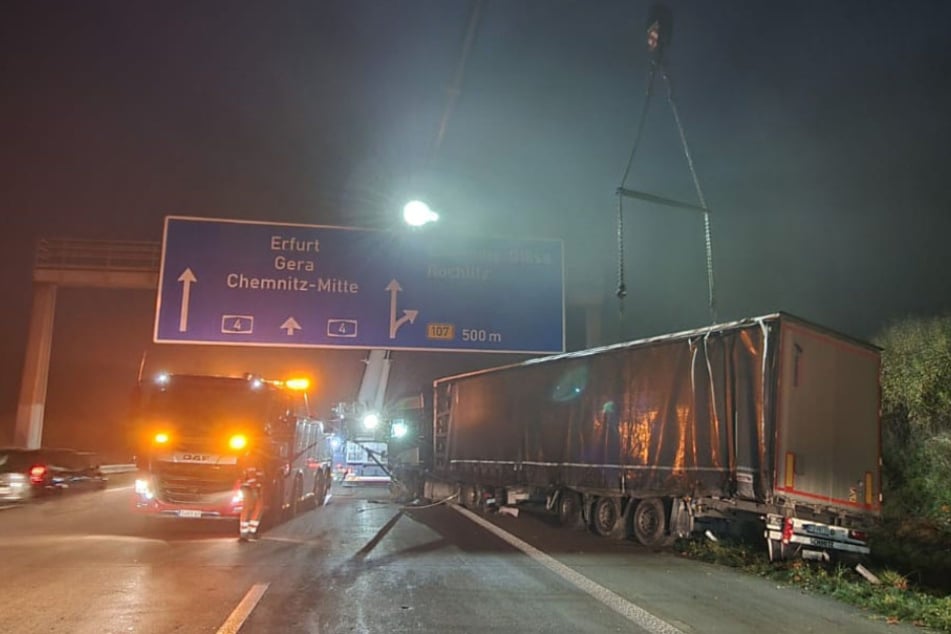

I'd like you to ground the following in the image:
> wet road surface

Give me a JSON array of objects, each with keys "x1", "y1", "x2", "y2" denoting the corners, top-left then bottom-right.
[{"x1": 0, "y1": 480, "x2": 923, "y2": 633}]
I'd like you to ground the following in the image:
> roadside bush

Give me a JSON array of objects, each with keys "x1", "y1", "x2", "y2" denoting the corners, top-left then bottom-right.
[
  {"x1": 875, "y1": 315, "x2": 951, "y2": 529},
  {"x1": 872, "y1": 315, "x2": 951, "y2": 592}
]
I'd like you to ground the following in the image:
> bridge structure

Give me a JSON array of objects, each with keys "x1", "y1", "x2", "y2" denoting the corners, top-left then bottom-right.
[{"x1": 15, "y1": 238, "x2": 160, "y2": 448}]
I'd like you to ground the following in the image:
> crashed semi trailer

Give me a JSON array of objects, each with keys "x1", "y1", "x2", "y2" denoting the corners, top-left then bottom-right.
[{"x1": 429, "y1": 313, "x2": 881, "y2": 560}]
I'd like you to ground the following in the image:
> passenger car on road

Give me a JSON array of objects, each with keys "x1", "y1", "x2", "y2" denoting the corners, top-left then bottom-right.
[{"x1": 0, "y1": 448, "x2": 107, "y2": 502}]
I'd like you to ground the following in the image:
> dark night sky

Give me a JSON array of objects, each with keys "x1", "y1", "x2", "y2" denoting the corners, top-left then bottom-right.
[{"x1": 2, "y1": 1, "x2": 950, "y2": 451}]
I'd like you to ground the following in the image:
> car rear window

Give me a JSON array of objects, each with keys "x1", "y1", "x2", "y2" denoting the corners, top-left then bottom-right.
[
  {"x1": 0, "y1": 450, "x2": 41, "y2": 472},
  {"x1": 43, "y1": 449, "x2": 82, "y2": 470}
]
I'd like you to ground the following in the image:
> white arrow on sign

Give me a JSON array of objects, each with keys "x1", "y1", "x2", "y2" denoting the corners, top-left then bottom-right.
[
  {"x1": 177, "y1": 268, "x2": 197, "y2": 332},
  {"x1": 280, "y1": 317, "x2": 302, "y2": 336},
  {"x1": 386, "y1": 279, "x2": 419, "y2": 339}
]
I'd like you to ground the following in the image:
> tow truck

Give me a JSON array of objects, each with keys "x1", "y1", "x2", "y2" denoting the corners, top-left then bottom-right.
[{"x1": 132, "y1": 373, "x2": 333, "y2": 522}]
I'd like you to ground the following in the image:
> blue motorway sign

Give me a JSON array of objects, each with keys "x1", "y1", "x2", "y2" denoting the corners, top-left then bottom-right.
[{"x1": 154, "y1": 216, "x2": 564, "y2": 353}]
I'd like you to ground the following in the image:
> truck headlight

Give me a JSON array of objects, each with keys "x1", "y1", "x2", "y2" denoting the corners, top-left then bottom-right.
[{"x1": 134, "y1": 478, "x2": 154, "y2": 499}]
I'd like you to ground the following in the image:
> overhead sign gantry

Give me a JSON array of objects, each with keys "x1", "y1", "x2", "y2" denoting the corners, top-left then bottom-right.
[{"x1": 154, "y1": 216, "x2": 565, "y2": 354}]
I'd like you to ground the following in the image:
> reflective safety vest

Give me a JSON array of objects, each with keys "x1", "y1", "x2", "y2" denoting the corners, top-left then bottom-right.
[{"x1": 241, "y1": 465, "x2": 266, "y2": 486}]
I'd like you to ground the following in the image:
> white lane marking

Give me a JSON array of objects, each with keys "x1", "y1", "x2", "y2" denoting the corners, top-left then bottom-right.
[
  {"x1": 452, "y1": 505, "x2": 685, "y2": 634},
  {"x1": 258, "y1": 535, "x2": 327, "y2": 545},
  {"x1": 216, "y1": 583, "x2": 270, "y2": 634}
]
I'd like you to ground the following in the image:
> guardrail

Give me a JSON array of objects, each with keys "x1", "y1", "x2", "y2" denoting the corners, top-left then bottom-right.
[{"x1": 100, "y1": 464, "x2": 138, "y2": 474}]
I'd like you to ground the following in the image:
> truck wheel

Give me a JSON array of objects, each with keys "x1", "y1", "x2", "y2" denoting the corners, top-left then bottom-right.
[
  {"x1": 265, "y1": 480, "x2": 285, "y2": 528},
  {"x1": 289, "y1": 476, "x2": 303, "y2": 517},
  {"x1": 632, "y1": 497, "x2": 668, "y2": 546},
  {"x1": 592, "y1": 497, "x2": 621, "y2": 537},
  {"x1": 313, "y1": 471, "x2": 326, "y2": 507},
  {"x1": 557, "y1": 490, "x2": 583, "y2": 529}
]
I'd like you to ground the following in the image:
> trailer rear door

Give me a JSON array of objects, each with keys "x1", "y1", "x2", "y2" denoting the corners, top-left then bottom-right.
[{"x1": 774, "y1": 319, "x2": 881, "y2": 516}]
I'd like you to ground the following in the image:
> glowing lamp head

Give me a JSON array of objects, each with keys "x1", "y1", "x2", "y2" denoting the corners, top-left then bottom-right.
[
  {"x1": 285, "y1": 377, "x2": 310, "y2": 391},
  {"x1": 153, "y1": 432, "x2": 170, "y2": 445},
  {"x1": 391, "y1": 421, "x2": 409, "y2": 439},
  {"x1": 362, "y1": 412, "x2": 380, "y2": 431},
  {"x1": 228, "y1": 434, "x2": 248, "y2": 451},
  {"x1": 402, "y1": 200, "x2": 439, "y2": 227}
]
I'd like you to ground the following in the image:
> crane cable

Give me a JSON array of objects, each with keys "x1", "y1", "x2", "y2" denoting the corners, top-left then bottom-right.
[
  {"x1": 616, "y1": 61, "x2": 659, "y2": 327},
  {"x1": 616, "y1": 5, "x2": 718, "y2": 332},
  {"x1": 659, "y1": 64, "x2": 718, "y2": 324}
]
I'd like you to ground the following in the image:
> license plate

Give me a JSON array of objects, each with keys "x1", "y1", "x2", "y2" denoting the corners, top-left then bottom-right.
[
  {"x1": 809, "y1": 537, "x2": 835, "y2": 549},
  {"x1": 178, "y1": 509, "x2": 202, "y2": 518}
]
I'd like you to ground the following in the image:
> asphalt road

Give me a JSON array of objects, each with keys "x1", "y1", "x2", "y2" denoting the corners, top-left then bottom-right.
[{"x1": 0, "y1": 481, "x2": 925, "y2": 633}]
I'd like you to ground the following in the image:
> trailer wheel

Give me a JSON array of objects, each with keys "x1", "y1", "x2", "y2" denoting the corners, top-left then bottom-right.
[
  {"x1": 461, "y1": 484, "x2": 480, "y2": 510},
  {"x1": 478, "y1": 486, "x2": 498, "y2": 511},
  {"x1": 592, "y1": 497, "x2": 622, "y2": 537},
  {"x1": 557, "y1": 490, "x2": 584, "y2": 529},
  {"x1": 632, "y1": 497, "x2": 668, "y2": 546}
]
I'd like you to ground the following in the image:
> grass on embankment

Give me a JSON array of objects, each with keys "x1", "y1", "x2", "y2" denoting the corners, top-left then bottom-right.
[{"x1": 677, "y1": 532, "x2": 951, "y2": 632}]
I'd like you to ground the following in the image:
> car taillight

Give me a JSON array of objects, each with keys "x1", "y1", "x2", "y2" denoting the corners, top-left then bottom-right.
[{"x1": 29, "y1": 465, "x2": 47, "y2": 484}]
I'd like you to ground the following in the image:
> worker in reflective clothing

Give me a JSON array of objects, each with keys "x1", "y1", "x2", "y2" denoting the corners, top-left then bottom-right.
[{"x1": 239, "y1": 464, "x2": 266, "y2": 541}]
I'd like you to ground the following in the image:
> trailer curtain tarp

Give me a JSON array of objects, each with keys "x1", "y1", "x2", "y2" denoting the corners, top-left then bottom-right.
[{"x1": 440, "y1": 319, "x2": 778, "y2": 500}]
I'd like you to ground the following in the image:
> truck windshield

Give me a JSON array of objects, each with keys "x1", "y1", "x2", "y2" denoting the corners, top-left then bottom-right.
[{"x1": 142, "y1": 380, "x2": 281, "y2": 435}]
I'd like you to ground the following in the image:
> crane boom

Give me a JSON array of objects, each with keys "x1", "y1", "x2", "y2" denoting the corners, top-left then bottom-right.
[{"x1": 356, "y1": 349, "x2": 391, "y2": 415}]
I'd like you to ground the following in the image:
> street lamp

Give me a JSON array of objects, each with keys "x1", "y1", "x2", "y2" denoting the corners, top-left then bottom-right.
[
  {"x1": 402, "y1": 200, "x2": 439, "y2": 227},
  {"x1": 362, "y1": 411, "x2": 380, "y2": 431}
]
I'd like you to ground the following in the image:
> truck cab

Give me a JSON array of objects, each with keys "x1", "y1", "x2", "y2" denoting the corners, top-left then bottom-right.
[{"x1": 133, "y1": 373, "x2": 332, "y2": 521}]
